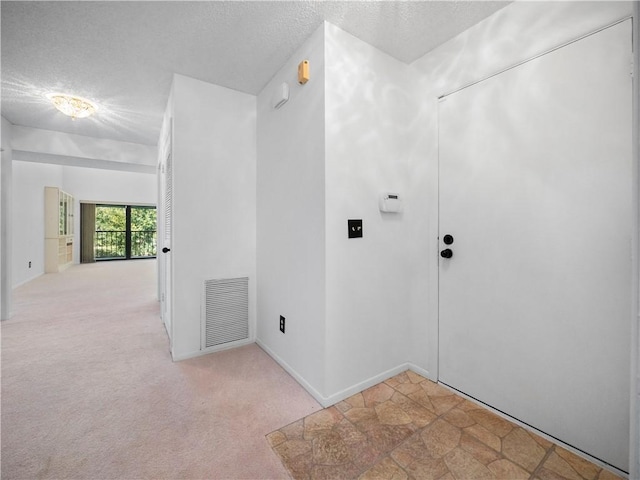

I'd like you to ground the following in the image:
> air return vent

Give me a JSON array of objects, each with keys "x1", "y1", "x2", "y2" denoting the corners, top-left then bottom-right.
[{"x1": 202, "y1": 277, "x2": 249, "y2": 349}]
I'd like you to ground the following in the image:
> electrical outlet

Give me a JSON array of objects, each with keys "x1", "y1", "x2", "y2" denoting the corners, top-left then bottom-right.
[{"x1": 280, "y1": 315, "x2": 285, "y2": 334}]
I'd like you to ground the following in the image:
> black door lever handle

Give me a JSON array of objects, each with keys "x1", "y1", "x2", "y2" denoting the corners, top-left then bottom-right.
[
  {"x1": 440, "y1": 248, "x2": 453, "y2": 259},
  {"x1": 162, "y1": 247, "x2": 171, "y2": 253}
]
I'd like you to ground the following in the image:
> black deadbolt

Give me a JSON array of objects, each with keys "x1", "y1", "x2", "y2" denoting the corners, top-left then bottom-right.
[
  {"x1": 162, "y1": 247, "x2": 171, "y2": 253},
  {"x1": 443, "y1": 234, "x2": 454, "y2": 245},
  {"x1": 440, "y1": 248, "x2": 453, "y2": 259}
]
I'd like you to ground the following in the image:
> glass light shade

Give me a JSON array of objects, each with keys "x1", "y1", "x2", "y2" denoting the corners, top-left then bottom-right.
[{"x1": 46, "y1": 93, "x2": 97, "y2": 119}]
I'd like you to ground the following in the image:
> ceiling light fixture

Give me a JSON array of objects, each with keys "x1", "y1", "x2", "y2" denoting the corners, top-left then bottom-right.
[{"x1": 46, "y1": 93, "x2": 98, "y2": 120}]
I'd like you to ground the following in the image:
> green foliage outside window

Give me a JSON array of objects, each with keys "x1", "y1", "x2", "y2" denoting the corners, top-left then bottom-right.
[{"x1": 95, "y1": 206, "x2": 156, "y2": 259}]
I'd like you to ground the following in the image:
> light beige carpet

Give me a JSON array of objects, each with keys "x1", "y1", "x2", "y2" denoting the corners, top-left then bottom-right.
[{"x1": 1, "y1": 260, "x2": 320, "y2": 479}]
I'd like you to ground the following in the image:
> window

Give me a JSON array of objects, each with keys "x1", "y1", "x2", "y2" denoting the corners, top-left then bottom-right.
[{"x1": 94, "y1": 205, "x2": 156, "y2": 260}]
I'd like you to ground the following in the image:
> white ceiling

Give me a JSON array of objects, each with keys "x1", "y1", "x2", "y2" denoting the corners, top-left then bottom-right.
[{"x1": 1, "y1": 1, "x2": 510, "y2": 146}]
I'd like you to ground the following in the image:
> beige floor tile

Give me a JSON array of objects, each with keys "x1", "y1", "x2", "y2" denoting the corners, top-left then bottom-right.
[
  {"x1": 362, "y1": 383, "x2": 396, "y2": 407},
  {"x1": 444, "y1": 448, "x2": 496, "y2": 480},
  {"x1": 421, "y1": 419, "x2": 461, "y2": 458},
  {"x1": 312, "y1": 430, "x2": 350, "y2": 465},
  {"x1": 268, "y1": 370, "x2": 615, "y2": 480},
  {"x1": 487, "y1": 458, "x2": 530, "y2": 480},
  {"x1": 463, "y1": 424, "x2": 502, "y2": 452},
  {"x1": 359, "y1": 456, "x2": 408, "y2": 480},
  {"x1": 266, "y1": 430, "x2": 287, "y2": 447},
  {"x1": 467, "y1": 408, "x2": 514, "y2": 438},
  {"x1": 404, "y1": 456, "x2": 449, "y2": 480},
  {"x1": 430, "y1": 394, "x2": 464, "y2": 415},
  {"x1": 408, "y1": 389, "x2": 438, "y2": 413},
  {"x1": 540, "y1": 451, "x2": 589, "y2": 480},
  {"x1": 554, "y1": 446, "x2": 601, "y2": 480},
  {"x1": 345, "y1": 392, "x2": 366, "y2": 408},
  {"x1": 442, "y1": 408, "x2": 476, "y2": 428},
  {"x1": 460, "y1": 432, "x2": 503, "y2": 466},
  {"x1": 391, "y1": 391, "x2": 438, "y2": 428},
  {"x1": 502, "y1": 427, "x2": 548, "y2": 472},
  {"x1": 406, "y1": 370, "x2": 428, "y2": 384},
  {"x1": 597, "y1": 469, "x2": 624, "y2": 480},
  {"x1": 375, "y1": 400, "x2": 413, "y2": 426}
]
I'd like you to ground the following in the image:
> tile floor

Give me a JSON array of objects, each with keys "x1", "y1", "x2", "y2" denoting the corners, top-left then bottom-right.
[{"x1": 267, "y1": 371, "x2": 623, "y2": 480}]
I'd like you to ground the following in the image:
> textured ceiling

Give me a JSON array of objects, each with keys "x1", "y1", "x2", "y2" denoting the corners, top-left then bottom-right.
[{"x1": 1, "y1": 1, "x2": 509, "y2": 146}]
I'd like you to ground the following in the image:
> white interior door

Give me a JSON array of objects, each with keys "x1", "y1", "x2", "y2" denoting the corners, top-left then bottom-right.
[{"x1": 438, "y1": 20, "x2": 632, "y2": 471}]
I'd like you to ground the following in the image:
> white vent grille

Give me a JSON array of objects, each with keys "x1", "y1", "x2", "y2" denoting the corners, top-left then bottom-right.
[{"x1": 202, "y1": 277, "x2": 249, "y2": 349}]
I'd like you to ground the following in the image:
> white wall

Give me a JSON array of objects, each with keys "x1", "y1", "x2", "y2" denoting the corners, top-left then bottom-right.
[
  {"x1": 12, "y1": 162, "x2": 63, "y2": 287},
  {"x1": 11, "y1": 161, "x2": 156, "y2": 287},
  {"x1": 256, "y1": 24, "x2": 327, "y2": 399},
  {"x1": 324, "y1": 23, "x2": 419, "y2": 399},
  {"x1": 170, "y1": 74, "x2": 256, "y2": 360}
]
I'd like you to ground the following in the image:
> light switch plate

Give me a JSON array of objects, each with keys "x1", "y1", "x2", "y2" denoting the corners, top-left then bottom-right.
[{"x1": 348, "y1": 219, "x2": 363, "y2": 238}]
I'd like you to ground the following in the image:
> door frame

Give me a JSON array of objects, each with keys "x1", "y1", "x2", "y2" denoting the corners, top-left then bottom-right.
[
  {"x1": 428, "y1": 15, "x2": 638, "y2": 476},
  {"x1": 629, "y1": 4, "x2": 639, "y2": 478},
  {"x1": 157, "y1": 118, "x2": 173, "y2": 350}
]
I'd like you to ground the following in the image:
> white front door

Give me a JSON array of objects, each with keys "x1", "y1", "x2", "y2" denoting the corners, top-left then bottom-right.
[{"x1": 438, "y1": 20, "x2": 632, "y2": 471}]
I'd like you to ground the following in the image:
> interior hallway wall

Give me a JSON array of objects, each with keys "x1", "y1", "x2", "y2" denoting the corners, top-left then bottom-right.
[
  {"x1": 11, "y1": 161, "x2": 63, "y2": 287},
  {"x1": 324, "y1": 23, "x2": 419, "y2": 399},
  {"x1": 256, "y1": 24, "x2": 327, "y2": 399},
  {"x1": 169, "y1": 74, "x2": 256, "y2": 360},
  {"x1": 257, "y1": 21, "x2": 423, "y2": 404}
]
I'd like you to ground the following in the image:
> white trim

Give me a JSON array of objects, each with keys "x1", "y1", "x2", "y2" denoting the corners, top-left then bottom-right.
[
  {"x1": 12, "y1": 273, "x2": 43, "y2": 289},
  {"x1": 80, "y1": 200, "x2": 156, "y2": 207},
  {"x1": 256, "y1": 340, "x2": 326, "y2": 406},
  {"x1": 407, "y1": 363, "x2": 433, "y2": 384},
  {"x1": 327, "y1": 363, "x2": 435, "y2": 404},
  {"x1": 439, "y1": 16, "x2": 633, "y2": 100},
  {"x1": 629, "y1": 5, "x2": 639, "y2": 479},
  {"x1": 172, "y1": 337, "x2": 255, "y2": 362},
  {"x1": 256, "y1": 340, "x2": 436, "y2": 408},
  {"x1": 322, "y1": 364, "x2": 413, "y2": 407}
]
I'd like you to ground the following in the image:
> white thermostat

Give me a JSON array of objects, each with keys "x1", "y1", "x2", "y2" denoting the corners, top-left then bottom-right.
[{"x1": 379, "y1": 193, "x2": 403, "y2": 213}]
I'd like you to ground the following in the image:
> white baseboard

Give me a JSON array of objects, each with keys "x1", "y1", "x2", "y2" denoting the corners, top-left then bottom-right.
[
  {"x1": 256, "y1": 340, "x2": 434, "y2": 408},
  {"x1": 12, "y1": 272, "x2": 43, "y2": 289},
  {"x1": 407, "y1": 363, "x2": 433, "y2": 383},
  {"x1": 323, "y1": 364, "x2": 434, "y2": 406},
  {"x1": 321, "y1": 363, "x2": 411, "y2": 407},
  {"x1": 172, "y1": 337, "x2": 255, "y2": 361},
  {"x1": 256, "y1": 339, "x2": 327, "y2": 406}
]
